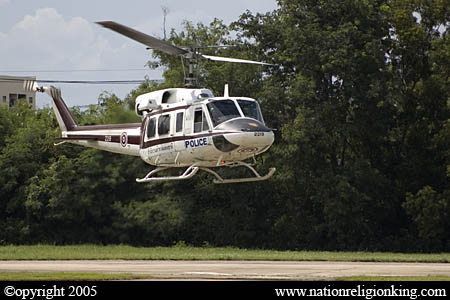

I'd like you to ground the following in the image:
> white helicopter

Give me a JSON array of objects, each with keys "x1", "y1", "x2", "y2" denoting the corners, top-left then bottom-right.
[{"x1": 25, "y1": 21, "x2": 275, "y2": 184}]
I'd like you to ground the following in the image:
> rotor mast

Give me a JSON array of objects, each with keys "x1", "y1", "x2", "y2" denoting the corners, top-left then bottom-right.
[{"x1": 184, "y1": 49, "x2": 199, "y2": 88}]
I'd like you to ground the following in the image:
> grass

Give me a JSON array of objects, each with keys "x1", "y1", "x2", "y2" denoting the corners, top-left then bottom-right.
[
  {"x1": 0, "y1": 244, "x2": 449, "y2": 262},
  {"x1": 0, "y1": 272, "x2": 156, "y2": 281}
]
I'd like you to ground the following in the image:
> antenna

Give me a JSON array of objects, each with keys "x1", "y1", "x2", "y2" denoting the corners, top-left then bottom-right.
[
  {"x1": 223, "y1": 83, "x2": 229, "y2": 97},
  {"x1": 161, "y1": 6, "x2": 169, "y2": 40}
]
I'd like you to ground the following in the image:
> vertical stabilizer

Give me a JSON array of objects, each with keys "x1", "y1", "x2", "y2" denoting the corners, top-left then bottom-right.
[
  {"x1": 23, "y1": 80, "x2": 77, "y2": 132},
  {"x1": 48, "y1": 87, "x2": 77, "y2": 131}
]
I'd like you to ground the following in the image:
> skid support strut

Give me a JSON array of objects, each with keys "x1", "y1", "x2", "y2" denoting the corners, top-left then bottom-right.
[
  {"x1": 136, "y1": 165, "x2": 199, "y2": 183},
  {"x1": 202, "y1": 161, "x2": 276, "y2": 184}
]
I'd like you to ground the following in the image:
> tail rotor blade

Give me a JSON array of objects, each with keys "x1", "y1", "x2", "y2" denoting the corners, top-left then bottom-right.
[{"x1": 23, "y1": 79, "x2": 38, "y2": 92}]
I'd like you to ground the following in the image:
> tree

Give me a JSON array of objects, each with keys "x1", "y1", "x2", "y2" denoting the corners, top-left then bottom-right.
[
  {"x1": 234, "y1": 0, "x2": 450, "y2": 251},
  {"x1": 404, "y1": 186, "x2": 450, "y2": 250},
  {"x1": 0, "y1": 103, "x2": 58, "y2": 243}
]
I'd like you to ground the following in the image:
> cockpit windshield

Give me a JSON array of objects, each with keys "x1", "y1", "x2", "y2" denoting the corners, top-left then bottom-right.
[
  {"x1": 237, "y1": 100, "x2": 264, "y2": 123},
  {"x1": 207, "y1": 100, "x2": 241, "y2": 127}
]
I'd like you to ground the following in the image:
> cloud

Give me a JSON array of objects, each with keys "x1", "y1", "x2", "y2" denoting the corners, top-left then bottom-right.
[
  {"x1": 1, "y1": 8, "x2": 151, "y2": 71},
  {"x1": 2, "y1": 8, "x2": 100, "y2": 69}
]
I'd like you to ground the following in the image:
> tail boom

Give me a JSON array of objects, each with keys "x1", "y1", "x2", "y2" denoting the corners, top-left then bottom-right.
[
  {"x1": 56, "y1": 124, "x2": 141, "y2": 156},
  {"x1": 31, "y1": 84, "x2": 141, "y2": 156}
]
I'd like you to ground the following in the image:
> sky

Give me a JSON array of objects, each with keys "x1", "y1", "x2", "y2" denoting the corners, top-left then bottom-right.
[{"x1": 0, "y1": 0, "x2": 278, "y2": 107}]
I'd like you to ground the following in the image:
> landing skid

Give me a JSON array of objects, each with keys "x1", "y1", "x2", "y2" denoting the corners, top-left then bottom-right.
[{"x1": 136, "y1": 161, "x2": 276, "y2": 184}]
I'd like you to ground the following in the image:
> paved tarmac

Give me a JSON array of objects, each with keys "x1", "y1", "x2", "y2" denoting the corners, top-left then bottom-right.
[{"x1": 1, "y1": 260, "x2": 449, "y2": 280}]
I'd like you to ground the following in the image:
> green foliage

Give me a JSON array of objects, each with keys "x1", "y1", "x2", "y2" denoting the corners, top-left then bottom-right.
[
  {"x1": 112, "y1": 193, "x2": 184, "y2": 245},
  {"x1": 404, "y1": 186, "x2": 450, "y2": 250},
  {"x1": 0, "y1": 0, "x2": 449, "y2": 251},
  {"x1": 234, "y1": 0, "x2": 450, "y2": 251}
]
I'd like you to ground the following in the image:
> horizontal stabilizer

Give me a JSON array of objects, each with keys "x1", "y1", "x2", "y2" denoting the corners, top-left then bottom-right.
[{"x1": 55, "y1": 136, "x2": 101, "y2": 142}]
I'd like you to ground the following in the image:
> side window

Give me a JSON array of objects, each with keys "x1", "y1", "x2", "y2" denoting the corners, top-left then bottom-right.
[
  {"x1": 193, "y1": 109, "x2": 210, "y2": 133},
  {"x1": 194, "y1": 109, "x2": 203, "y2": 133},
  {"x1": 146, "y1": 117, "x2": 156, "y2": 139},
  {"x1": 202, "y1": 111, "x2": 209, "y2": 131},
  {"x1": 194, "y1": 109, "x2": 210, "y2": 133},
  {"x1": 176, "y1": 112, "x2": 183, "y2": 133},
  {"x1": 158, "y1": 115, "x2": 170, "y2": 135}
]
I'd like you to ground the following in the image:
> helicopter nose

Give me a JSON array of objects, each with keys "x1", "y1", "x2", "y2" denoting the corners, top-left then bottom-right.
[{"x1": 213, "y1": 118, "x2": 274, "y2": 153}]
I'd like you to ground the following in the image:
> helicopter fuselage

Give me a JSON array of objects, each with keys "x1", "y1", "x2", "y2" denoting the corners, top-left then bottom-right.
[{"x1": 54, "y1": 87, "x2": 274, "y2": 169}]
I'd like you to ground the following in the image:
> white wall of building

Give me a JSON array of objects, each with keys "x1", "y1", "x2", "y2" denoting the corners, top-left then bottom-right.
[{"x1": 0, "y1": 75, "x2": 36, "y2": 109}]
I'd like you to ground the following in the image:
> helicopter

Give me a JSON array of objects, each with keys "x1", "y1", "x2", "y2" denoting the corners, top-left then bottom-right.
[{"x1": 25, "y1": 21, "x2": 276, "y2": 184}]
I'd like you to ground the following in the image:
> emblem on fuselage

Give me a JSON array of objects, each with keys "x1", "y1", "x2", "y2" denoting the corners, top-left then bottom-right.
[{"x1": 120, "y1": 132, "x2": 128, "y2": 147}]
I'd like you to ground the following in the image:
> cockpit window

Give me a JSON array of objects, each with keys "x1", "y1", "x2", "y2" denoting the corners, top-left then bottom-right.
[
  {"x1": 237, "y1": 100, "x2": 263, "y2": 123},
  {"x1": 206, "y1": 100, "x2": 241, "y2": 127}
]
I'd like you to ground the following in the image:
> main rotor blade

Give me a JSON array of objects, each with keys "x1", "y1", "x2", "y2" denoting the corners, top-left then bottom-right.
[
  {"x1": 201, "y1": 55, "x2": 273, "y2": 66},
  {"x1": 96, "y1": 21, "x2": 187, "y2": 56}
]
